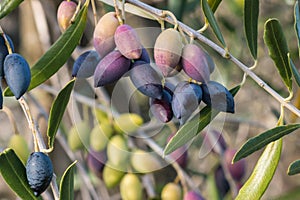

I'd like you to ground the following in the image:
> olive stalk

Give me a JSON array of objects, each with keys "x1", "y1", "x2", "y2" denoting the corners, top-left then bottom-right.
[{"x1": 105, "y1": 0, "x2": 300, "y2": 117}]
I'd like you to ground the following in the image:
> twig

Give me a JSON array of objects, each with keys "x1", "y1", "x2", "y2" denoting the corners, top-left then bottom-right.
[{"x1": 105, "y1": 0, "x2": 300, "y2": 117}]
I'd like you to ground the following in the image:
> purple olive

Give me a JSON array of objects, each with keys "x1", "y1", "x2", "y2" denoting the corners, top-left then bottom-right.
[
  {"x1": 224, "y1": 149, "x2": 246, "y2": 182},
  {"x1": 93, "y1": 12, "x2": 119, "y2": 57},
  {"x1": 57, "y1": 0, "x2": 77, "y2": 32},
  {"x1": 181, "y1": 44, "x2": 211, "y2": 83},
  {"x1": 130, "y1": 61, "x2": 163, "y2": 99},
  {"x1": 201, "y1": 81, "x2": 234, "y2": 113},
  {"x1": 184, "y1": 190, "x2": 205, "y2": 200},
  {"x1": 87, "y1": 149, "x2": 107, "y2": 178},
  {"x1": 134, "y1": 47, "x2": 150, "y2": 63},
  {"x1": 0, "y1": 87, "x2": 3, "y2": 109},
  {"x1": 94, "y1": 50, "x2": 131, "y2": 87},
  {"x1": 114, "y1": 24, "x2": 142, "y2": 59},
  {"x1": 149, "y1": 88, "x2": 173, "y2": 123}
]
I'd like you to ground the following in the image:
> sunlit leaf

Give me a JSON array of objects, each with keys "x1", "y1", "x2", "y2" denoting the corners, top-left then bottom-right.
[
  {"x1": 233, "y1": 124, "x2": 300, "y2": 162},
  {"x1": 264, "y1": 18, "x2": 292, "y2": 92},
  {"x1": 4, "y1": 1, "x2": 88, "y2": 96},
  {"x1": 0, "y1": 149, "x2": 41, "y2": 200},
  {"x1": 0, "y1": 0, "x2": 23, "y2": 19},
  {"x1": 244, "y1": 0, "x2": 259, "y2": 59},
  {"x1": 164, "y1": 85, "x2": 240, "y2": 155},
  {"x1": 202, "y1": 0, "x2": 226, "y2": 47},
  {"x1": 60, "y1": 161, "x2": 77, "y2": 200},
  {"x1": 235, "y1": 139, "x2": 282, "y2": 200},
  {"x1": 47, "y1": 79, "x2": 75, "y2": 148}
]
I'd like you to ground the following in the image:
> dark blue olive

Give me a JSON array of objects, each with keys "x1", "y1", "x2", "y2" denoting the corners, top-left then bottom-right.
[
  {"x1": 0, "y1": 34, "x2": 14, "y2": 78},
  {"x1": 172, "y1": 81, "x2": 202, "y2": 124},
  {"x1": 149, "y1": 88, "x2": 173, "y2": 122},
  {"x1": 4, "y1": 53, "x2": 31, "y2": 99},
  {"x1": 72, "y1": 50, "x2": 101, "y2": 78},
  {"x1": 201, "y1": 81, "x2": 234, "y2": 113},
  {"x1": 26, "y1": 152, "x2": 53, "y2": 197},
  {"x1": 130, "y1": 60, "x2": 163, "y2": 99}
]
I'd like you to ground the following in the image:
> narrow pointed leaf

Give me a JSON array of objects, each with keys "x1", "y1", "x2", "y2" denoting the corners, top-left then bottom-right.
[
  {"x1": 207, "y1": 0, "x2": 222, "y2": 13},
  {"x1": 288, "y1": 160, "x2": 300, "y2": 175},
  {"x1": 0, "y1": 149, "x2": 41, "y2": 200},
  {"x1": 4, "y1": 1, "x2": 88, "y2": 96},
  {"x1": 264, "y1": 18, "x2": 292, "y2": 92},
  {"x1": 60, "y1": 161, "x2": 77, "y2": 200},
  {"x1": 202, "y1": 0, "x2": 226, "y2": 47},
  {"x1": 233, "y1": 124, "x2": 300, "y2": 162},
  {"x1": 47, "y1": 79, "x2": 75, "y2": 148},
  {"x1": 289, "y1": 54, "x2": 300, "y2": 87},
  {"x1": 164, "y1": 85, "x2": 240, "y2": 155},
  {"x1": 235, "y1": 139, "x2": 282, "y2": 200},
  {"x1": 0, "y1": 0, "x2": 23, "y2": 19},
  {"x1": 244, "y1": 0, "x2": 259, "y2": 59},
  {"x1": 294, "y1": 1, "x2": 300, "y2": 55}
]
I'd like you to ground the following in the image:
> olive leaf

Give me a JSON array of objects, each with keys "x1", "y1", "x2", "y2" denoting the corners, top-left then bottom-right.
[
  {"x1": 288, "y1": 160, "x2": 300, "y2": 176},
  {"x1": 47, "y1": 79, "x2": 75, "y2": 149},
  {"x1": 0, "y1": 149, "x2": 41, "y2": 200},
  {"x1": 207, "y1": 0, "x2": 222, "y2": 13},
  {"x1": 202, "y1": 0, "x2": 226, "y2": 47},
  {"x1": 244, "y1": 0, "x2": 259, "y2": 60},
  {"x1": 233, "y1": 124, "x2": 300, "y2": 162},
  {"x1": 4, "y1": 0, "x2": 88, "y2": 96},
  {"x1": 60, "y1": 161, "x2": 77, "y2": 200},
  {"x1": 264, "y1": 18, "x2": 292, "y2": 92},
  {"x1": 0, "y1": 0, "x2": 23, "y2": 19},
  {"x1": 164, "y1": 85, "x2": 240, "y2": 155},
  {"x1": 235, "y1": 139, "x2": 282, "y2": 200}
]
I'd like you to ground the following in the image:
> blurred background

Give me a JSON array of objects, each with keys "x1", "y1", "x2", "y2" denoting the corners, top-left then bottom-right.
[{"x1": 0, "y1": 0, "x2": 300, "y2": 199}]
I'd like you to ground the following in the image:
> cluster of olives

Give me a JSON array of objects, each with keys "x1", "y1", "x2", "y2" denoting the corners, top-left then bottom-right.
[
  {"x1": 203, "y1": 130, "x2": 246, "y2": 197},
  {"x1": 0, "y1": 34, "x2": 31, "y2": 108},
  {"x1": 70, "y1": 10, "x2": 234, "y2": 126}
]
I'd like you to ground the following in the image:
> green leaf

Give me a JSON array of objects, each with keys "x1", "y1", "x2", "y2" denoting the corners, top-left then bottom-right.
[
  {"x1": 0, "y1": 149, "x2": 41, "y2": 200},
  {"x1": 235, "y1": 139, "x2": 282, "y2": 200},
  {"x1": 47, "y1": 79, "x2": 75, "y2": 148},
  {"x1": 202, "y1": 0, "x2": 226, "y2": 47},
  {"x1": 289, "y1": 54, "x2": 300, "y2": 87},
  {"x1": 244, "y1": 0, "x2": 259, "y2": 59},
  {"x1": 60, "y1": 161, "x2": 77, "y2": 200},
  {"x1": 207, "y1": 0, "x2": 222, "y2": 13},
  {"x1": 288, "y1": 160, "x2": 300, "y2": 175},
  {"x1": 4, "y1": 1, "x2": 88, "y2": 96},
  {"x1": 233, "y1": 124, "x2": 300, "y2": 162},
  {"x1": 164, "y1": 85, "x2": 240, "y2": 155},
  {"x1": 264, "y1": 18, "x2": 292, "y2": 92},
  {"x1": 294, "y1": 1, "x2": 300, "y2": 56},
  {"x1": 168, "y1": 0, "x2": 186, "y2": 20},
  {"x1": 0, "y1": 0, "x2": 23, "y2": 19}
]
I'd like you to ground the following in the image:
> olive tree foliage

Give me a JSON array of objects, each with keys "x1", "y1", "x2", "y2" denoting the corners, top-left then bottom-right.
[{"x1": 0, "y1": 0, "x2": 300, "y2": 199}]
